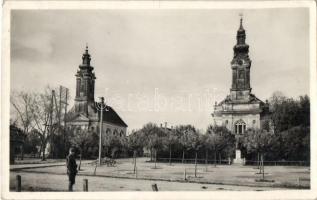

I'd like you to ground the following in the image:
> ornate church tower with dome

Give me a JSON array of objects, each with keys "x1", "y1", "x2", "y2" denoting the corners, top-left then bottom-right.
[
  {"x1": 212, "y1": 17, "x2": 270, "y2": 164},
  {"x1": 67, "y1": 46, "x2": 128, "y2": 145}
]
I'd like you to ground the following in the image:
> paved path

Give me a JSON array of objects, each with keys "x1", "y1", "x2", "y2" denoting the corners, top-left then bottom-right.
[
  {"x1": 10, "y1": 160, "x2": 92, "y2": 171},
  {"x1": 10, "y1": 171, "x2": 289, "y2": 191},
  {"x1": 10, "y1": 158, "x2": 310, "y2": 191}
]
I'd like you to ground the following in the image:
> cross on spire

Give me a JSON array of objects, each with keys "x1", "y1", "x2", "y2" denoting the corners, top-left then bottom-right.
[
  {"x1": 82, "y1": 44, "x2": 91, "y2": 65},
  {"x1": 85, "y1": 43, "x2": 89, "y2": 53},
  {"x1": 239, "y1": 13, "x2": 244, "y2": 30}
]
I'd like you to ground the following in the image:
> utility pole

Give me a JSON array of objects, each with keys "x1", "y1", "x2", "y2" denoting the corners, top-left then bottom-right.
[
  {"x1": 96, "y1": 97, "x2": 107, "y2": 165},
  {"x1": 49, "y1": 90, "x2": 55, "y2": 158},
  {"x1": 59, "y1": 86, "x2": 62, "y2": 127},
  {"x1": 64, "y1": 88, "x2": 68, "y2": 155}
]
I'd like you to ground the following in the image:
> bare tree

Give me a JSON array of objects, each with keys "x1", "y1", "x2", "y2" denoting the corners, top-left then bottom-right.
[
  {"x1": 10, "y1": 91, "x2": 35, "y2": 160},
  {"x1": 29, "y1": 88, "x2": 59, "y2": 161}
]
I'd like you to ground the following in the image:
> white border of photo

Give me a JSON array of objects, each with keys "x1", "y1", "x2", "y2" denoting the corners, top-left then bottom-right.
[{"x1": 1, "y1": 1, "x2": 316, "y2": 199}]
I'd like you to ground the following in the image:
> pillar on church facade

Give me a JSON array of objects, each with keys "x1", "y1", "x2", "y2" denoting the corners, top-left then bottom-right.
[{"x1": 76, "y1": 77, "x2": 81, "y2": 98}]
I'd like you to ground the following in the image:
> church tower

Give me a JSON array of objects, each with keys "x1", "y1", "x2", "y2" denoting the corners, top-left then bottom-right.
[
  {"x1": 212, "y1": 17, "x2": 270, "y2": 164},
  {"x1": 230, "y1": 17, "x2": 252, "y2": 101},
  {"x1": 74, "y1": 46, "x2": 96, "y2": 115}
]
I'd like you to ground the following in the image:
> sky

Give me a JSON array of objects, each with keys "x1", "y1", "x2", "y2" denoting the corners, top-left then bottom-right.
[{"x1": 11, "y1": 8, "x2": 310, "y2": 132}]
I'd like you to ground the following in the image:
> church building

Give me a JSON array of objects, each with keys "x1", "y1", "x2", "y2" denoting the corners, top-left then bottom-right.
[
  {"x1": 66, "y1": 46, "x2": 128, "y2": 140},
  {"x1": 212, "y1": 18, "x2": 269, "y2": 164}
]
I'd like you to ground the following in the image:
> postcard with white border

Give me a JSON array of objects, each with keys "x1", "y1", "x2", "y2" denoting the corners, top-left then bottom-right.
[{"x1": 1, "y1": 0, "x2": 317, "y2": 199}]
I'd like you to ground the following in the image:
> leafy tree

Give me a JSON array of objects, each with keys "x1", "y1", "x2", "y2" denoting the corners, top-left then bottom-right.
[
  {"x1": 201, "y1": 132, "x2": 212, "y2": 169},
  {"x1": 204, "y1": 126, "x2": 234, "y2": 166},
  {"x1": 140, "y1": 123, "x2": 157, "y2": 161},
  {"x1": 128, "y1": 130, "x2": 145, "y2": 173},
  {"x1": 189, "y1": 130, "x2": 202, "y2": 177},
  {"x1": 269, "y1": 92, "x2": 310, "y2": 133},
  {"x1": 298, "y1": 95, "x2": 310, "y2": 127},
  {"x1": 279, "y1": 126, "x2": 310, "y2": 161},
  {"x1": 175, "y1": 125, "x2": 197, "y2": 164},
  {"x1": 243, "y1": 129, "x2": 277, "y2": 179},
  {"x1": 163, "y1": 128, "x2": 178, "y2": 165},
  {"x1": 140, "y1": 123, "x2": 166, "y2": 168},
  {"x1": 211, "y1": 126, "x2": 235, "y2": 163},
  {"x1": 23, "y1": 130, "x2": 41, "y2": 157}
]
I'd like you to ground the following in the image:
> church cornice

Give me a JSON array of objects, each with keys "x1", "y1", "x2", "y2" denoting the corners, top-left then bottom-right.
[{"x1": 214, "y1": 109, "x2": 262, "y2": 115}]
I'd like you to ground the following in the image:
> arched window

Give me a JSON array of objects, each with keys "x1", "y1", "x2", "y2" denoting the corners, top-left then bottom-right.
[
  {"x1": 235, "y1": 120, "x2": 246, "y2": 135},
  {"x1": 119, "y1": 130, "x2": 124, "y2": 137},
  {"x1": 113, "y1": 129, "x2": 118, "y2": 136},
  {"x1": 106, "y1": 128, "x2": 111, "y2": 135}
]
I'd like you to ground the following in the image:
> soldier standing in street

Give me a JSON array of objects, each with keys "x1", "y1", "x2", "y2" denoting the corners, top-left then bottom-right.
[{"x1": 66, "y1": 147, "x2": 78, "y2": 191}]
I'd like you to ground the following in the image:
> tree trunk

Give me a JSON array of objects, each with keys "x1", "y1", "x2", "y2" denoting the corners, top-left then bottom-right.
[
  {"x1": 219, "y1": 153, "x2": 222, "y2": 165},
  {"x1": 205, "y1": 150, "x2": 208, "y2": 172},
  {"x1": 182, "y1": 150, "x2": 185, "y2": 164},
  {"x1": 169, "y1": 146, "x2": 172, "y2": 165},
  {"x1": 261, "y1": 153, "x2": 264, "y2": 180},
  {"x1": 259, "y1": 153, "x2": 262, "y2": 174},
  {"x1": 150, "y1": 148, "x2": 153, "y2": 161},
  {"x1": 195, "y1": 151, "x2": 198, "y2": 178},
  {"x1": 214, "y1": 151, "x2": 217, "y2": 167},
  {"x1": 38, "y1": 147, "x2": 42, "y2": 159},
  {"x1": 41, "y1": 144, "x2": 46, "y2": 161},
  {"x1": 78, "y1": 149, "x2": 82, "y2": 170},
  {"x1": 257, "y1": 152, "x2": 260, "y2": 169},
  {"x1": 154, "y1": 149, "x2": 157, "y2": 168},
  {"x1": 20, "y1": 145, "x2": 24, "y2": 160},
  {"x1": 133, "y1": 150, "x2": 137, "y2": 174}
]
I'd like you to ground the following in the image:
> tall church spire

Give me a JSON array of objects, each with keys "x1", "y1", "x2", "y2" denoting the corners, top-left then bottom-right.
[
  {"x1": 230, "y1": 17, "x2": 252, "y2": 101},
  {"x1": 74, "y1": 45, "x2": 96, "y2": 114},
  {"x1": 82, "y1": 44, "x2": 91, "y2": 66},
  {"x1": 236, "y1": 15, "x2": 247, "y2": 46},
  {"x1": 239, "y1": 15, "x2": 244, "y2": 31}
]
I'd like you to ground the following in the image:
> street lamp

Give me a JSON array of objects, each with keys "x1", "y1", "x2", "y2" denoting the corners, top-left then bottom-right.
[{"x1": 95, "y1": 97, "x2": 107, "y2": 165}]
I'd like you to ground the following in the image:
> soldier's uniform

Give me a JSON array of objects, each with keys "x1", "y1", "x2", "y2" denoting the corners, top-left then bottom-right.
[{"x1": 66, "y1": 152, "x2": 78, "y2": 191}]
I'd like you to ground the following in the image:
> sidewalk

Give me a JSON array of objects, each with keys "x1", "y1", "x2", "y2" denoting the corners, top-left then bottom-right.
[{"x1": 10, "y1": 160, "x2": 92, "y2": 171}]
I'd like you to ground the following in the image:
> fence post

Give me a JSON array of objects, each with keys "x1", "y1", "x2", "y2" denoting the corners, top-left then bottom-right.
[
  {"x1": 152, "y1": 183, "x2": 158, "y2": 191},
  {"x1": 16, "y1": 175, "x2": 21, "y2": 192},
  {"x1": 184, "y1": 168, "x2": 187, "y2": 180},
  {"x1": 83, "y1": 179, "x2": 88, "y2": 192},
  {"x1": 135, "y1": 166, "x2": 138, "y2": 179},
  {"x1": 297, "y1": 177, "x2": 300, "y2": 188},
  {"x1": 93, "y1": 160, "x2": 98, "y2": 175}
]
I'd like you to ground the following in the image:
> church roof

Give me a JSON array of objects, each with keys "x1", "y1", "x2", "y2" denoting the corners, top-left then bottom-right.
[
  {"x1": 96, "y1": 103, "x2": 128, "y2": 127},
  {"x1": 216, "y1": 93, "x2": 264, "y2": 106},
  {"x1": 66, "y1": 102, "x2": 128, "y2": 128}
]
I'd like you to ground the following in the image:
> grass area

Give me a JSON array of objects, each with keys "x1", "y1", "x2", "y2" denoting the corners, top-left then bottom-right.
[{"x1": 10, "y1": 157, "x2": 310, "y2": 191}]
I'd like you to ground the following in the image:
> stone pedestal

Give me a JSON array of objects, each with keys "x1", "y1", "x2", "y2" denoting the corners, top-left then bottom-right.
[{"x1": 233, "y1": 149, "x2": 244, "y2": 165}]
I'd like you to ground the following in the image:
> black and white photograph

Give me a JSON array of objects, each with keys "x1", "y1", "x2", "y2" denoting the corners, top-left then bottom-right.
[{"x1": 1, "y1": 0, "x2": 316, "y2": 199}]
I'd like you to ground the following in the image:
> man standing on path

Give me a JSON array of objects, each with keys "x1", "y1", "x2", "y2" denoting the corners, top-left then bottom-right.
[{"x1": 66, "y1": 147, "x2": 78, "y2": 191}]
